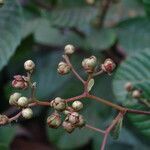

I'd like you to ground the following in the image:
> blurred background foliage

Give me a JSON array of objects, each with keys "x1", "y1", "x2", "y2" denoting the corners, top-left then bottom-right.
[{"x1": 0, "y1": 0, "x2": 150, "y2": 149}]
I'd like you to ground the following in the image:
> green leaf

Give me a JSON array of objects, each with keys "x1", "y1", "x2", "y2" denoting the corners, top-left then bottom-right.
[
  {"x1": 49, "y1": 7, "x2": 97, "y2": 28},
  {"x1": 0, "y1": 144, "x2": 8, "y2": 150},
  {"x1": 0, "y1": 0, "x2": 22, "y2": 71},
  {"x1": 113, "y1": 49, "x2": 150, "y2": 140},
  {"x1": 110, "y1": 118, "x2": 123, "y2": 140},
  {"x1": 0, "y1": 126, "x2": 16, "y2": 145},
  {"x1": 143, "y1": 0, "x2": 150, "y2": 17},
  {"x1": 116, "y1": 17, "x2": 150, "y2": 55},
  {"x1": 86, "y1": 28, "x2": 117, "y2": 50}
]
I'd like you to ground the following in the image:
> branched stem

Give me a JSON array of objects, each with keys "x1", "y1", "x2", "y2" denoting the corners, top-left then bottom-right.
[{"x1": 86, "y1": 124, "x2": 105, "y2": 134}]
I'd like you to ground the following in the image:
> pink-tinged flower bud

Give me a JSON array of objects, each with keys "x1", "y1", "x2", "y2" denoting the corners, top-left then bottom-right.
[
  {"x1": 124, "y1": 82, "x2": 133, "y2": 92},
  {"x1": 57, "y1": 62, "x2": 71, "y2": 75},
  {"x1": 101, "y1": 58, "x2": 116, "y2": 74},
  {"x1": 76, "y1": 115, "x2": 86, "y2": 128},
  {"x1": 67, "y1": 112, "x2": 79, "y2": 124},
  {"x1": 62, "y1": 121, "x2": 75, "y2": 133},
  {"x1": 0, "y1": 115, "x2": 9, "y2": 125},
  {"x1": 82, "y1": 56, "x2": 97, "y2": 73},
  {"x1": 64, "y1": 44, "x2": 75, "y2": 55},
  {"x1": 12, "y1": 75, "x2": 28, "y2": 89},
  {"x1": 47, "y1": 112, "x2": 62, "y2": 129}
]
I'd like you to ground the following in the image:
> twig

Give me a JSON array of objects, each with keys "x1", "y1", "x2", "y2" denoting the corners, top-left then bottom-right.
[
  {"x1": 63, "y1": 55, "x2": 85, "y2": 84},
  {"x1": 86, "y1": 124, "x2": 105, "y2": 134}
]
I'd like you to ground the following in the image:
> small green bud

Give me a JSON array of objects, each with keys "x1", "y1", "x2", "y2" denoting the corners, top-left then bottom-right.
[
  {"x1": 22, "y1": 108, "x2": 33, "y2": 119},
  {"x1": 9, "y1": 92, "x2": 22, "y2": 106},
  {"x1": 47, "y1": 112, "x2": 61, "y2": 129},
  {"x1": 72, "y1": 101, "x2": 83, "y2": 111}
]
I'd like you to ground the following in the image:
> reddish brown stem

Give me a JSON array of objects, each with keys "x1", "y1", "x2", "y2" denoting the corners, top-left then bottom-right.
[
  {"x1": 86, "y1": 124, "x2": 105, "y2": 134},
  {"x1": 101, "y1": 112, "x2": 124, "y2": 150},
  {"x1": 63, "y1": 55, "x2": 85, "y2": 84},
  {"x1": 9, "y1": 111, "x2": 22, "y2": 123}
]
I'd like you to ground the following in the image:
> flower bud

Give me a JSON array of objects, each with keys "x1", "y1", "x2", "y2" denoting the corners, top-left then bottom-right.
[
  {"x1": 17, "y1": 97, "x2": 29, "y2": 107},
  {"x1": 76, "y1": 115, "x2": 86, "y2": 128},
  {"x1": 62, "y1": 121, "x2": 75, "y2": 133},
  {"x1": 0, "y1": 115, "x2": 9, "y2": 125},
  {"x1": 24, "y1": 60, "x2": 35, "y2": 71},
  {"x1": 72, "y1": 101, "x2": 83, "y2": 111},
  {"x1": 132, "y1": 90, "x2": 141, "y2": 98},
  {"x1": 82, "y1": 56, "x2": 97, "y2": 73},
  {"x1": 47, "y1": 112, "x2": 61, "y2": 129},
  {"x1": 101, "y1": 58, "x2": 116, "y2": 74},
  {"x1": 64, "y1": 44, "x2": 75, "y2": 55},
  {"x1": 124, "y1": 82, "x2": 133, "y2": 92},
  {"x1": 12, "y1": 75, "x2": 28, "y2": 89},
  {"x1": 57, "y1": 61, "x2": 71, "y2": 75},
  {"x1": 63, "y1": 107, "x2": 74, "y2": 115},
  {"x1": 50, "y1": 97, "x2": 66, "y2": 111},
  {"x1": 9, "y1": 92, "x2": 21, "y2": 106},
  {"x1": 22, "y1": 108, "x2": 33, "y2": 119},
  {"x1": 68, "y1": 112, "x2": 79, "y2": 124}
]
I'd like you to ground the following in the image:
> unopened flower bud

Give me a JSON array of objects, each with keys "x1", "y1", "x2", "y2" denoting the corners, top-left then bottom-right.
[
  {"x1": 17, "y1": 97, "x2": 28, "y2": 107},
  {"x1": 50, "y1": 97, "x2": 66, "y2": 111},
  {"x1": 24, "y1": 60, "x2": 35, "y2": 71},
  {"x1": 124, "y1": 82, "x2": 133, "y2": 92},
  {"x1": 57, "y1": 62, "x2": 70, "y2": 75},
  {"x1": 86, "y1": 0, "x2": 95, "y2": 5},
  {"x1": 0, "y1": 115, "x2": 9, "y2": 125},
  {"x1": 76, "y1": 115, "x2": 86, "y2": 128},
  {"x1": 72, "y1": 101, "x2": 83, "y2": 111},
  {"x1": 132, "y1": 90, "x2": 141, "y2": 98},
  {"x1": 9, "y1": 92, "x2": 21, "y2": 106},
  {"x1": 47, "y1": 112, "x2": 61, "y2": 129},
  {"x1": 12, "y1": 75, "x2": 28, "y2": 89},
  {"x1": 68, "y1": 112, "x2": 79, "y2": 124},
  {"x1": 101, "y1": 58, "x2": 116, "y2": 74},
  {"x1": 22, "y1": 108, "x2": 33, "y2": 119},
  {"x1": 62, "y1": 121, "x2": 75, "y2": 133},
  {"x1": 82, "y1": 56, "x2": 97, "y2": 73},
  {"x1": 64, "y1": 44, "x2": 75, "y2": 55},
  {"x1": 63, "y1": 107, "x2": 74, "y2": 115}
]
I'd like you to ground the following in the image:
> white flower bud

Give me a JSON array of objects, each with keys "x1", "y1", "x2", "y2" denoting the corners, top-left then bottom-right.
[
  {"x1": 72, "y1": 101, "x2": 83, "y2": 111},
  {"x1": 9, "y1": 92, "x2": 22, "y2": 106},
  {"x1": 63, "y1": 107, "x2": 74, "y2": 115},
  {"x1": 68, "y1": 112, "x2": 79, "y2": 124},
  {"x1": 57, "y1": 61, "x2": 70, "y2": 75},
  {"x1": 24, "y1": 60, "x2": 35, "y2": 71},
  {"x1": 82, "y1": 56, "x2": 97, "y2": 73},
  {"x1": 47, "y1": 112, "x2": 61, "y2": 129},
  {"x1": 50, "y1": 97, "x2": 66, "y2": 111},
  {"x1": 62, "y1": 121, "x2": 75, "y2": 133},
  {"x1": 124, "y1": 82, "x2": 133, "y2": 92},
  {"x1": 64, "y1": 44, "x2": 75, "y2": 55},
  {"x1": 132, "y1": 90, "x2": 141, "y2": 98},
  {"x1": 76, "y1": 115, "x2": 86, "y2": 128},
  {"x1": 22, "y1": 108, "x2": 33, "y2": 119},
  {"x1": 17, "y1": 97, "x2": 29, "y2": 107}
]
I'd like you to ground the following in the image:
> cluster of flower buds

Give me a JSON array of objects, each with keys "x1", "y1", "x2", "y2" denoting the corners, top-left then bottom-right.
[
  {"x1": 47, "y1": 100, "x2": 85, "y2": 133},
  {"x1": 57, "y1": 62, "x2": 71, "y2": 75},
  {"x1": 9, "y1": 60, "x2": 35, "y2": 120},
  {"x1": 82, "y1": 56, "x2": 97, "y2": 73},
  {"x1": 101, "y1": 58, "x2": 116, "y2": 74},
  {"x1": 124, "y1": 82, "x2": 142, "y2": 99}
]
